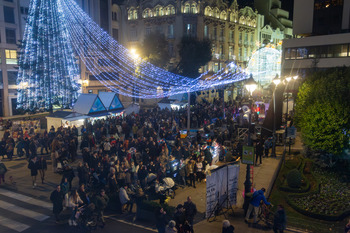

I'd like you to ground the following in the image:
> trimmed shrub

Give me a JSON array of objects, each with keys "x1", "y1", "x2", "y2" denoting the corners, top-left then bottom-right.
[{"x1": 287, "y1": 169, "x2": 302, "y2": 188}]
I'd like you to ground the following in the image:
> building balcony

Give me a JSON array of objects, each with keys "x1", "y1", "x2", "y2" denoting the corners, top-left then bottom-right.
[
  {"x1": 279, "y1": 17, "x2": 293, "y2": 28},
  {"x1": 271, "y1": 8, "x2": 289, "y2": 20}
]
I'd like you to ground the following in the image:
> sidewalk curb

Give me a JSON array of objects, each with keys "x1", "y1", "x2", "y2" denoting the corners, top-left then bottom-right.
[{"x1": 267, "y1": 155, "x2": 283, "y2": 198}]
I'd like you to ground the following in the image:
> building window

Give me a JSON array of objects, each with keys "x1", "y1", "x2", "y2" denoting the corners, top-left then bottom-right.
[
  {"x1": 143, "y1": 9, "x2": 152, "y2": 18},
  {"x1": 229, "y1": 46, "x2": 233, "y2": 59},
  {"x1": 130, "y1": 29, "x2": 137, "y2": 41},
  {"x1": 0, "y1": 70, "x2": 2, "y2": 85},
  {"x1": 171, "y1": 6, "x2": 175, "y2": 14},
  {"x1": 204, "y1": 25, "x2": 209, "y2": 38},
  {"x1": 168, "y1": 43, "x2": 174, "y2": 57},
  {"x1": 168, "y1": 24, "x2": 174, "y2": 39},
  {"x1": 214, "y1": 8, "x2": 219, "y2": 18},
  {"x1": 112, "y1": 12, "x2": 117, "y2": 21},
  {"x1": 156, "y1": 25, "x2": 163, "y2": 34},
  {"x1": 220, "y1": 28, "x2": 224, "y2": 42},
  {"x1": 4, "y1": 6, "x2": 15, "y2": 24},
  {"x1": 191, "y1": 4, "x2": 197, "y2": 14},
  {"x1": 7, "y1": 71, "x2": 17, "y2": 85},
  {"x1": 128, "y1": 9, "x2": 137, "y2": 20},
  {"x1": 219, "y1": 44, "x2": 224, "y2": 57},
  {"x1": 239, "y1": 32, "x2": 242, "y2": 44},
  {"x1": 20, "y1": 7, "x2": 29, "y2": 15},
  {"x1": 6, "y1": 28, "x2": 16, "y2": 44},
  {"x1": 205, "y1": 7, "x2": 212, "y2": 16},
  {"x1": 5, "y1": 49, "x2": 17, "y2": 64},
  {"x1": 229, "y1": 30, "x2": 234, "y2": 43},
  {"x1": 185, "y1": 23, "x2": 196, "y2": 37},
  {"x1": 112, "y1": 28, "x2": 118, "y2": 41},
  {"x1": 184, "y1": 3, "x2": 190, "y2": 13},
  {"x1": 213, "y1": 27, "x2": 217, "y2": 40},
  {"x1": 145, "y1": 27, "x2": 151, "y2": 35}
]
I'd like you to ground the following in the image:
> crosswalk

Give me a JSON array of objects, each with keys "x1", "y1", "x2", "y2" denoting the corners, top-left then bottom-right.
[{"x1": 0, "y1": 188, "x2": 52, "y2": 232}]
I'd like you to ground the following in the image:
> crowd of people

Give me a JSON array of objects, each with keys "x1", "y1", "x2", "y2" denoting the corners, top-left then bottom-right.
[{"x1": 0, "y1": 98, "x2": 272, "y2": 232}]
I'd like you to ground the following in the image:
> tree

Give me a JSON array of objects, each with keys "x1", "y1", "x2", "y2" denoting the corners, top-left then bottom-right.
[
  {"x1": 295, "y1": 67, "x2": 350, "y2": 156},
  {"x1": 140, "y1": 32, "x2": 170, "y2": 69},
  {"x1": 175, "y1": 36, "x2": 212, "y2": 78},
  {"x1": 17, "y1": 0, "x2": 81, "y2": 111}
]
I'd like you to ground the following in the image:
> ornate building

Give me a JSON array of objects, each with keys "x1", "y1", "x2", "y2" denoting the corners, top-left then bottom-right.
[{"x1": 115, "y1": 0, "x2": 259, "y2": 72}]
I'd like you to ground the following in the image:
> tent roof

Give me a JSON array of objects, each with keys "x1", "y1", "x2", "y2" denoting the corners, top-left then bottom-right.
[
  {"x1": 47, "y1": 111, "x2": 90, "y2": 121},
  {"x1": 73, "y1": 94, "x2": 107, "y2": 115},
  {"x1": 47, "y1": 111, "x2": 72, "y2": 119},
  {"x1": 98, "y1": 92, "x2": 115, "y2": 110}
]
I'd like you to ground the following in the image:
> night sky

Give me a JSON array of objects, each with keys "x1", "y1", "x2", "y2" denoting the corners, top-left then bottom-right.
[{"x1": 235, "y1": 0, "x2": 294, "y2": 20}]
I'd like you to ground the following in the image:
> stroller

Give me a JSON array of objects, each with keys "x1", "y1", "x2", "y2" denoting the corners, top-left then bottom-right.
[
  {"x1": 156, "y1": 177, "x2": 176, "y2": 199},
  {"x1": 75, "y1": 203, "x2": 98, "y2": 232}
]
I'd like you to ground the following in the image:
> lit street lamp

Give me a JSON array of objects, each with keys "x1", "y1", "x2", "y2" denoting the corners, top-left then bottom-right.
[
  {"x1": 243, "y1": 74, "x2": 257, "y2": 212},
  {"x1": 270, "y1": 74, "x2": 281, "y2": 158}
]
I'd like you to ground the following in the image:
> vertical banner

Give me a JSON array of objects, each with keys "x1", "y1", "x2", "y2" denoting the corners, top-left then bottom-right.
[
  {"x1": 206, "y1": 170, "x2": 218, "y2": 218},
  {"x1": 227, "y1": 164, "x2": 240, "y2": 205},
  {"x1": 242, "y1": 146, "x2": 255, "y2": 165},
  {"x1": 206, "y1": 164, "x2": 240, "y2": 218}
]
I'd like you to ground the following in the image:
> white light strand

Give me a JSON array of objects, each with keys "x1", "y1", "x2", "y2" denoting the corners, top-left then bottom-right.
[{"x1": 59, "y1": 0, "x2": 249, "y2": 98}]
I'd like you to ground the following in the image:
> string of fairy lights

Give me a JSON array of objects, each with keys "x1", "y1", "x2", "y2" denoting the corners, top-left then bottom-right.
[
  {"x1": 17, "y1": 0, "x2": 81, "y2": 110},
  {"x1": 17, "y1": 0, "x2": 251, "y2": 110},
  {"x1": 59, "y1": 0, "x2": 249, "y2": 98}
]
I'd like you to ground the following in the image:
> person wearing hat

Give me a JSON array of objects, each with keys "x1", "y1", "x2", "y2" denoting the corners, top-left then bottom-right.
[{"x1": 245, "y1": 187, "x2": 272, "y2": 224}]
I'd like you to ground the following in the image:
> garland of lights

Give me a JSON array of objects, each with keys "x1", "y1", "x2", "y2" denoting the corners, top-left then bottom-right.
[
  {"x1": 59, "y1": 0, "x2": 249, "y2": 98},
  {"x1": 17, "y1": 0, "x2": 81, "y2": 110},
  {"x1": 17, "y1": 0, "x2": 251, "y2": 111}
]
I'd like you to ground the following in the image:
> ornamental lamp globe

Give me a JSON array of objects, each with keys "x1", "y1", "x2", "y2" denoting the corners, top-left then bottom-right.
[{"x1": 245, "y1": 74, "x2": 257, "y2": 96}]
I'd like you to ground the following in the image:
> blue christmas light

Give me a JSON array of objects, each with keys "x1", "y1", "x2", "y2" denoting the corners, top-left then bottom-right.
[
  {"x1": 17, "y1": 0, "x2": 81, "y2": 110},
  {"x1": 18, "y1": 0, "x2": 250, "y2": 111},
  {"x1": 58, "y1": 0, "x2": 249, "y2": 98}
]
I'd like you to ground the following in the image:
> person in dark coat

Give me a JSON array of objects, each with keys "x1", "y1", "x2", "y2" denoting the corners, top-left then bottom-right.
[
  {"x1": 50, "y1": 185, "x2": 64, "y2": 223},
  {"x1": 174, "y1": 204, "x2": 186, "y2": 231},
  {"x1": 94, "y1": 189, "x2": 109, "y2": 225},
  {"x1": 222, "y1": 219, "x2": 235, "y2": 233},
  {"x1": 155, "y1": 207, "x2": 168, "y2": 233},
  {"x1": 38, "y1": 156, "x2": 47, "y2": 184},
  {"x1": 77, "y1": 162, "x2": 90, "y2": 186},
  {"x1": 183, "y1": 196, "x2": 197, "y2": 226},
  {"x1": 28, "y1": 156, "x2": 38, "y2": 188},
  {"x1": 255, "y1": 138, "x2": 264, "y2": 165},
  {"x1": 273, "y1": 205, "x2": 287, "y2": 233}
]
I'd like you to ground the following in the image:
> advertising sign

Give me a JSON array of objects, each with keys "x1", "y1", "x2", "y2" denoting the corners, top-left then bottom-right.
[{"x1": 242, "y1": 146, "x2": 255, "y2": 165}]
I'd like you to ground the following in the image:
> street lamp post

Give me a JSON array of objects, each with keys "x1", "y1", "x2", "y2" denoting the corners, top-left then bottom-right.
[
  {"x1": 283, "y1": 76, "x2": 291, "y2": 163},
  {"x1": 243, "y1": 74, "x2": 257, "y2": 212},
  {"x1": 270, "y1": 75, "x2": 281, "y2": 158}
]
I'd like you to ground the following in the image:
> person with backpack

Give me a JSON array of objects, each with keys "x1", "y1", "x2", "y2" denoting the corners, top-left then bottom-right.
[{"x1": 244, "y1": 187, "x2": 272, "y2": 224}]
